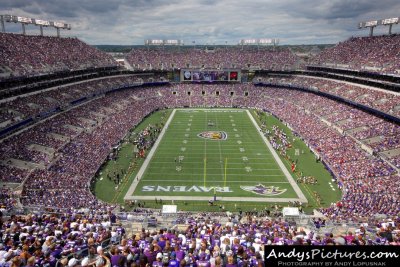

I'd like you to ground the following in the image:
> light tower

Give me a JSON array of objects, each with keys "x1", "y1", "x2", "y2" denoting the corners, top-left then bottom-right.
[
  {"x1": 358, "y1": 17, "x2": 399, "y2": 37},
  {"x1": 1, "y1": 14, "x2": 71, "y2": 37}
]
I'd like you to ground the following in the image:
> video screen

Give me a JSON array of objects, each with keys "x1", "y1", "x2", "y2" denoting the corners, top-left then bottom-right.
[
  {"x1": 229, "y1": 71, "x2": 238, "y2": 81},
  {"x1": 183, "y1": 70, "x2": 192, "y2": 81},
  {"x1": 182, "y1": 70, "x2": 236, "y2": 81},
  {"x1": 216, "y1": 71, "x2": 228, "y2": 81},
  {"x1": 192, "y1": 71, "x2": 203, "y2": 81}
]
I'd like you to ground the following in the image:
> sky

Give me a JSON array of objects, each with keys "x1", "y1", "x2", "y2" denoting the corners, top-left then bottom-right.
[{"x1": 1, "y1": 0, "x2": 400, "y2": 45}]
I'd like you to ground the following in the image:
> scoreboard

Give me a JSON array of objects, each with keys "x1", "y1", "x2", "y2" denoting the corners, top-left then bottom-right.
[{"x1": 180, "y1": 69, "x2": 241, "y2": 82}]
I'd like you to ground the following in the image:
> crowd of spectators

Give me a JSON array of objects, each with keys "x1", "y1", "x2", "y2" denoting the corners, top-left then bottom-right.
[
  {"x1": 126, "y1": 47, "x2": 299, "y2": 71},
  {"x1": 16, "y1": 86, "x2": 167, "y2": 209},
  {"x1": 0, "y1": 33, "x2": 117, "y2": 79},
  {"x1": 0, "y1": 75, "x2": 144, "y2": 131},
  {"x1": 256, "y1": 75, "x2": 400, "y2": 156},
  {"x1": 0, "y1": 211, "x2": 116, "y2": 266},
  {"x1": 310, "y1": 34, "x2": 400, "y2": 75},
  {"x1": 0, "y1": 75, "x2": 162, "y2": 210},
  {"x1": 246, "y1": 87, "x2": 399, "y2": 220},
  {"x1": 1, "y1": 32, "x2": 400, "y2": 259},
  {"x1": 353, "y1": 120, "x2": 400, "y2": 140},
  {"x1": 0, "y1": 186, "x2": 18, "y2": 212},
  {"x1": 0, "y1": 76, "x2": 163, "y2": 185},
  {"x1": 368, "y1": 136, "x2": 400, "y2": 153},
  {"x1": 159, "y1": 83, "x2": 257, "y2": 109},
  {"x1": 1, "y1": 81, "x2": 399, "y2": 220},
  {"x1": 0, "y1": 210, "x2": 399, "y2": 267},
  {"x1": 256, "y1": 75, "x2": 400, "y2": 118},
  {"x1": 0, "y1": 124, "x2": 66, "y2": 166},
  {"x1": 0, "y1": 165, "x2": 30, "y2": 184},
  {"x1": 388, "y1": 154, "x2": 400, "y2": 168},
  {"x1": 126, "y1": 35, "x2": 400, "y2": 76}
]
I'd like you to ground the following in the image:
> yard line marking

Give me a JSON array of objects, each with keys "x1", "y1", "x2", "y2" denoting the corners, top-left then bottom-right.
[
  {"x1": 150, "y1": 161, "x2": 278, "y2": 164},
  {"x1": 203, "y1": 110, "x2": 208, "y2": 186},
  {"x1": 143, "y1": 172, "x2": 286, "y2": 177},
  {"x1": 141, "y1": 179, "x2": 290, "y2": 183},
  {"x1": 146, "y1": 167, "x2": 283, "y2": 171},
  {"x1": 215, "y1": 112, "x2": 225, "y2": 181},
  {"x1": 154, "y1": 153, "x2": 274, "y2": 157}
]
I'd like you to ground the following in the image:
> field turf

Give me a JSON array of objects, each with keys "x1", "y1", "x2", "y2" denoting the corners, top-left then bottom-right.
[
  {"x1": 94, "y1": 108, "x2": 341, "y2": 212},
  {"x1": 127, "y1": 109, "x2": 305, "y2": 201}
]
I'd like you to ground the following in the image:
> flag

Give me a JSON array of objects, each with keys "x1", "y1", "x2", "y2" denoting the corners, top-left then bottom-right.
[{"x1": 291, "y1": 162, "x2": 296, "y2": 172}]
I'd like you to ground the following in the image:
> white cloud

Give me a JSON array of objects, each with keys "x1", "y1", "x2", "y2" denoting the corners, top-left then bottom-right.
[{"x1": 2, "y1": 0, "x2": 400, "y2": 45}]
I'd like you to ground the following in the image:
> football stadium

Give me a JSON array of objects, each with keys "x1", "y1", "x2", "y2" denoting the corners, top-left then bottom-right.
[{"x1": 0, "y1": 1, "x2": 399, "y2": 266}]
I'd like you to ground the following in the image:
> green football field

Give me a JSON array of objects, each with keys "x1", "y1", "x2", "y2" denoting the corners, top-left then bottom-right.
[{"x1": 124, "y1": 109, "x2": 307, "y2": 203}]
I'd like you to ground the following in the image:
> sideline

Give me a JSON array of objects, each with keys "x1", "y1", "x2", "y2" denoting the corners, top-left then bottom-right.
[
  {"x1": 246, "y1": 109, "x2": 308, "y2": 204},
  {"x1": 124, "y1": 109, "x2": 177, "y2": 201}
]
